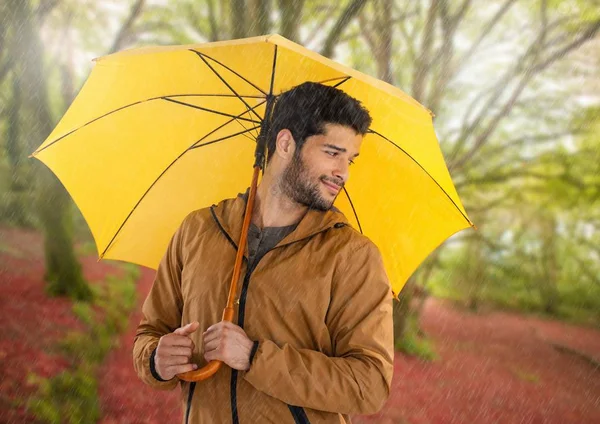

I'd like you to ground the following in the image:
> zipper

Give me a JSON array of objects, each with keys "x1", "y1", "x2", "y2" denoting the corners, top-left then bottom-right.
[
  {"x1": 197, "y1": 206, "x2": 343, "y2": 424},
  {"x1": 231, "y1": 251, "x2": 260, "y2": 424}
]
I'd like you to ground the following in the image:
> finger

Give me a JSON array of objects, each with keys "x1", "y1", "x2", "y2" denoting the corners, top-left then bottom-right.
[
  {"x1": 203, "y1": 338, "x2": 220, "y2": 353},
  {"x1": 202, "y1": 329, "x2": 221, "y2": 345},
  {"x1": 162, "y1": 335, "x2": 194, "y2": 348},
  {"x1": 171, "y1": 363, "x2": 198, "y2": 375},
  {"x1": 174, "y1": 321, "x2": 200, "y2": 336},
  {"x1": 205, "y1": 320, "x2": 231, "y2": 333},
  {"x1": 161, "y1": 346, "x2": 193, "y2": 357},
  {"x1": 162, "y1": 355, "x2": 192, "y2": 366},
  {"x1": 204, "y1": 349, "x2": 222, "y2": 363},
  {"x1": 216, "y1": 321, "x2": 245, "y2": 336},
  {"x1": 204, "y1": 321, "x2": 237, "y2": 339}
]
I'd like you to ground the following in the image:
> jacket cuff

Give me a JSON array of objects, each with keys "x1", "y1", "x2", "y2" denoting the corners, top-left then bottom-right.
[
  {"x1": 150, "y1": 347, "x2": 170, "y2": 382},
  {"x1": 249, "y1": 340, "x2": 260, "y2": 366}
]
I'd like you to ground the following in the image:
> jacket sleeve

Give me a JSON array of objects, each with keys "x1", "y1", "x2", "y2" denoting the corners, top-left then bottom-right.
[
  {"x1": 243, "y1": 240, "x2": 395, "y2": 415},
  {"x1": 132, "y1": 214, "x2": 190, "y2": 391}
]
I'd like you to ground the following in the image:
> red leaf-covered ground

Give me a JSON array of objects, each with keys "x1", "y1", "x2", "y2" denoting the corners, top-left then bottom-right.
[{"x1": 1, "y1": 225, "x2": 599, "y2": 423}]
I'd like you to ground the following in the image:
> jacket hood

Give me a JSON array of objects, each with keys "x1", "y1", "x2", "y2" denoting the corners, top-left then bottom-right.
[{"x1": 210, "y1": 188, "x2": 350, "y2": 253}]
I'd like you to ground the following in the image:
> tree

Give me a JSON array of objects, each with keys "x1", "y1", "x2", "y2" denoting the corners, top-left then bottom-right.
[
  {"x1": 2, "y1": 0, "x2": 150, "y2": 300},
  {"x1": 7, "y1": 0, "x2": 93, "y2": 300}
]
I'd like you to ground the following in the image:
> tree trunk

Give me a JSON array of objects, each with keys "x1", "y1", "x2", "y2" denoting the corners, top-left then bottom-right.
[
  {"x1": 230, "y1": 0, "x2": 248, "y2": 39},
  {"x1": 4, "y1": 74, "x2": 34, "y2": 227},
  {"x1": 373, "y1": 0, "x2": 393, "y2": 84},
  {"x1": 278, "y1": 0, "x2": 304, "y2": 42},
  {"x1": 248, "y1": 0, "x2": 271, "y2": 36},
  {"x1": 539, "y1": 212, "x2": 559, "y2": 314},
  {"x1": 393, "y1": 276, "x2": 415, "y2": 345},
  {"x1": 465, "y1": 230, "x2": 485, "y2": 311},
  {"x1": 10, "y1": 0, "x2": 92, "y2": 301}
]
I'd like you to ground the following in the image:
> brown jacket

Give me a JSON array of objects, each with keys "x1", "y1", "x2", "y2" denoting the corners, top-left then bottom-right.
[{"x1": 133, "y1": 192, "x2": 394, "y2": 424}]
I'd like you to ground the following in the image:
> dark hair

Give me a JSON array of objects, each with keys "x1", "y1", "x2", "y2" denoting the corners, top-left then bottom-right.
[{"x1": 266, "y1": 82, "x2": 372, "y2": 163}]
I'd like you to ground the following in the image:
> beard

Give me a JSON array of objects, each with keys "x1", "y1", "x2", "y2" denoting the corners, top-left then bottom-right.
[{"x1": 280, "y1": 151, "x2": 343, "y2": 211}]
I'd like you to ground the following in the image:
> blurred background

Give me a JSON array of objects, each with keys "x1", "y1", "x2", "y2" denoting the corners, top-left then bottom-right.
[{"x1": 0, "y1": 0, "x2": 598, "y2": 423}]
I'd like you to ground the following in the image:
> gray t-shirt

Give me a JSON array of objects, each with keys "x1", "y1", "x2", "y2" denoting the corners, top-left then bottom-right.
[{"x1": 247, "y1": 222, "x2": 297, "y2": 270}]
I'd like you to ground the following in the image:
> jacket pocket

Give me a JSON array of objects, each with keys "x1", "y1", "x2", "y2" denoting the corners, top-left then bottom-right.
[{"x1": 287, "y1": 404, "x2": 311, "y2": 424}]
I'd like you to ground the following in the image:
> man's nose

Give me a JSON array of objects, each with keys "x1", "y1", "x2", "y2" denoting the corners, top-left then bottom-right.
[{"x1": 333, "y1": 159, "x2": 349, "y2": 184}]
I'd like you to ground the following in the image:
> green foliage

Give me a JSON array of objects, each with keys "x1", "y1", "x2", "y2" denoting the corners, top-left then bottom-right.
[
  {"x1": 26, "y1": 263, "x2": 138, "y2": 423},
  {"x1": 26, "y1": 365, "x2": 100, "y2": 424},
  {"x1": 429, "y1": 218, "x2": 600, "y2": 327},
  {"x1": 396, "y1": 316, "x2": 438, "y2": 361},
  {"x1": 60, "y1": 265, "x2": 138, "y2": 363},
  {"x1": 511, "y1": 367, "x2": 540, "y2": 384}
]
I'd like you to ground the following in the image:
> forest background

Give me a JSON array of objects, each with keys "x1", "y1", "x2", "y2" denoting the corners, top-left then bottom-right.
[{"x1": 0, "y1": 0, "x2": 598, "y2": 423}]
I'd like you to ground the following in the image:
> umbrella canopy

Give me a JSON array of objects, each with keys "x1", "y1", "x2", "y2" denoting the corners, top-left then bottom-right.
[{"x1": 30, "y1": 34, "x2": 474, "y2": 298}]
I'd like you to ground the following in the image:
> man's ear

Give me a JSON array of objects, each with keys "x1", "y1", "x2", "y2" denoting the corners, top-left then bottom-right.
[{"x1": 275, "y1": 129, "x2": 296, "y2": 160}]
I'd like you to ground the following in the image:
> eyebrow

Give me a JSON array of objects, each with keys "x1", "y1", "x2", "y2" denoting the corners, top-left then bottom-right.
[{"x1": 323, "y1": 143, "x2": 360, "y2": 158}]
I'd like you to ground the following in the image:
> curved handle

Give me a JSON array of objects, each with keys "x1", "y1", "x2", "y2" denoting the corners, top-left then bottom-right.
[
  {"x1": 175, "y1": 166, "x2": 259, "y2": 383},
  {"x1": 177, "y1": 359, "x2": 223, "y2": 382},
  {"x1": 176, "y1": 307, "x2": 235, "y2": 382}
]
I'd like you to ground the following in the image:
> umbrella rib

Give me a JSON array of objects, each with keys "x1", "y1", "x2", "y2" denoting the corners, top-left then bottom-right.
[
  {"x1": 162, "y1": 97, "x2": 260, "y2": 124},
  {"x1": 169, "y1": 93, "x2": 265, "y2": 99},
  {"x1": 191, "y1": 50, "x2": 264, "y2": 122},
  {"x1": 32, "y1": 93, "x2": 264, "y2": 155},
  {"x1": 368, "y1": 129, "x2": 474, "y2": 227},
  {"x1": 241, "y1": 103, "x2": 261, "y2": 141},
  {"x1": 269, "y1": 45, "x2": 278, "y2": 96},
  {"x1": 99, "y1": 105, "x2": 265, "y2": 259},
  {"x1": 188, "y1": 49, "x2": 267, "y2": 96},
  {"x1": 332, "y1": 76, "x2": 351, "y2": 88},
  {"x1": 342, "y1": 186, "x2": 363, "y2": 234},
  {"x1": 189, "y1": 125, "x2": 260, "y2": 150},
  {"x1": 224, "y1": 101, "x2": 261, "y2": 142}
]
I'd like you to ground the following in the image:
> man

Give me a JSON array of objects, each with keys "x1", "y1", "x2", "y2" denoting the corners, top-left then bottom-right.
[{"x1": 133, "y1": 82, "x2": 395, "y2": 424}]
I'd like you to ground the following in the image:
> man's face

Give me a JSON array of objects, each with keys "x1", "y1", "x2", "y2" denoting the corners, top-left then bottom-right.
[{"x1": 280, "y1": 123, "x2": 363, "y2": 211}]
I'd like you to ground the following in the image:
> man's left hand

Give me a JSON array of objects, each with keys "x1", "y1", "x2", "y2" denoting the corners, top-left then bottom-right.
[{"x1": 203, "y1": 320, "x2": 254, "y2": 371}]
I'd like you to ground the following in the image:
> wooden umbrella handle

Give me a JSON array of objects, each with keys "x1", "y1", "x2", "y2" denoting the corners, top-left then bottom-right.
[{"x1": 177, "y1": 165, "x2": 260, "y2": 382}]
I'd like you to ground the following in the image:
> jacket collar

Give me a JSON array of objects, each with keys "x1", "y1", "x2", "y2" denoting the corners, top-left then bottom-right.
[{"x1": 210, "y1": 188, "x2": 349, "y2": 252}]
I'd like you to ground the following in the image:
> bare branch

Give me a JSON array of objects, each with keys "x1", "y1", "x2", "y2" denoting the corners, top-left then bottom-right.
[
  {"x1": 411, "y1": 0, "x2": 438, "y2": 102},
  {"x1": 182, "y1": 3, "x2": 209, "y2": 40},
  {"x1": 108, "y1": 0, "x2": 146, "y2": 54},
  {"x1": 476, "y1": 131, "x2": 576, "y2": 159},
  {"x1": 358, "y1": 12, "x2": 377, "y2": 51},
  {"x1": 206, "y1": 0, "x2": 220, "y2": 41},
  {"x1": 373, "y1": 0, "x2": 393, "y2": 83},
  {"x1": 0, "y1": 60, "x2": 12, "y2": 84},
  {"x1": 320, "y1": 0, "x2": 369, "y2": 58},
  {"x1": 304, "y1": 4, "x2": 339, "y2": 46},
  {"x1": 464, "y1": 192, "x2": 515, "y2": 213},
  {"x1": 532, "y1": 18, "x2": 600, "y2": 74},
  {"x1": 456, "y1": 0, "x2": 518, "y2": 69},
  {"x1": 248, "y1": 0, "x2": 271, "y2": 36},
  {"x1": 35, "y1": 0, "x2": 61, "y2": 24},
  {"x1": 397, "y1": 16, "x2": 417, "y2": 63},
  {"x1": 426, "y1": 0, "x2": 472, "y2": 113},
  {"x1": 279, "y1": 0, "x2": 304, "y2": 42},
  {"x1": 455, "y1": 169, "x2": 554, "y2": 189},
  {"x1": 453, "y1": 16, "x2": 600, "y2": 171}
]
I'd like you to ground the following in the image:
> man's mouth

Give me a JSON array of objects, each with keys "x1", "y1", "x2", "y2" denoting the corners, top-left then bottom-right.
[{"x1": 321, "y1": 180, "x2": 342, "y2": 194}]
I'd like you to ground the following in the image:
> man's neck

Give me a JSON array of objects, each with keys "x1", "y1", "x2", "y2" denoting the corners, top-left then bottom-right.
[{"x1": 251, "y1": 177, "x2": 307, "y2": 229}]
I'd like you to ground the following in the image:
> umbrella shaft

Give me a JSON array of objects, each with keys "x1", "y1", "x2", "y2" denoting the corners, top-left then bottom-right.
[{"x1": 253, "y1": 94, "x2": 276, "y2": 169}]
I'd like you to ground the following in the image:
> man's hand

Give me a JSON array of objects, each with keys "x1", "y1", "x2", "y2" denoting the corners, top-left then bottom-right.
[
  {"x1": 203, "y1": 321, "x2": 254, "y2": 371},
  {"x1": 155, "y1": 322, "x2": 199, "y2": 380}
]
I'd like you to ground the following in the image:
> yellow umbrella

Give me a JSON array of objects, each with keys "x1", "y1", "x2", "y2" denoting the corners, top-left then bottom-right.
[{"x1": 30, "y1": 34, "x2": 474, "y2": 379}]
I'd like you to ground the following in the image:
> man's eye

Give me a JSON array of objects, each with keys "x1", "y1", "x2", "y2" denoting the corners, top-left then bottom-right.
[
  {"x1": 349, "y1": 159, "x2": 355, "y2": 166},
  {"x1": 326, "y1": 151, "x2": 337, "y2": 157}
]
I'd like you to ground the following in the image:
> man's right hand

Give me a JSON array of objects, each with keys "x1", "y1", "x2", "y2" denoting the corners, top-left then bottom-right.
[{"x1": 155, "y1": 321, "x2": 200, "y2": 380}]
